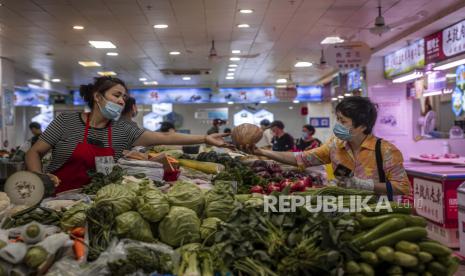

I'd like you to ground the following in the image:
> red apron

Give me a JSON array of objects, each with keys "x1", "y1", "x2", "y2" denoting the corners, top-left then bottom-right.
[{"x1": 53, "y1": 113, "x2": 115, "y2": 194}]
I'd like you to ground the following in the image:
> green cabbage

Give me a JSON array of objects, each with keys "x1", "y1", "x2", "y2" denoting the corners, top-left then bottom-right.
[
  {"x1": 159, "y1": 207, "x2": 201, "y2": 247},
  {"x1": 115, "y1": 211, "x2": 154, "y2": 242},
  {"x1": 167, "y1": 181, "x2": 205, "y2": 215},
  {"x1": 204, "y1": 181, "x2": 237, "y2": 221},
  {"x1": 60, "y1": 202, "x2": 90, "y2": 230},
  {"x1": 136, "y1": 188, "x2": 170, "y2": 222},
  {"x1": 200, "y1": 217, "x2": 222, "y2": 241},
  {"x1": 95, "y1": 184, "x2": 136, "y2": 215}
]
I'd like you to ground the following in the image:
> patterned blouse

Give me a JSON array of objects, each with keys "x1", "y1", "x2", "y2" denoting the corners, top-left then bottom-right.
[{"x1": 294, "y1": 135, "x2": 411, "y2": 195}]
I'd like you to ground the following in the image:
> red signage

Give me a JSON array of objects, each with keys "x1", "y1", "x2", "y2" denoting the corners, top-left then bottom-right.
[
  {"x1": 425, "y1": 31, "x2": 444, "y2": 64},
  {"x1": 424, "y1": 18, "x2": 465, "y2": 65}
]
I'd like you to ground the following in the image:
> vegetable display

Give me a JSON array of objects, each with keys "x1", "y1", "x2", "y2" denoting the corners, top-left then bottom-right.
[
  {"x1": 136, "y1": 187, "x2": 170, "y2": 223},
  {"x1": 166, "y1": 180, "x2": 205, "y2": 215},
  {"x1": 158, "y1": 206, "x2": 201, "y2": 247}
]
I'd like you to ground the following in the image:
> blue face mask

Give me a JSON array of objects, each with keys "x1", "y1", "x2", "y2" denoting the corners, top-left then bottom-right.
[
  {"x1": 333, "y1": 123, "x2": 352, "y2": 141},
  {"x1": 302, "y1": 132, "x2": 309, "y2": 140},
  {"x1": 98, "y1": 98, "x2": 123, "y2": 120}
]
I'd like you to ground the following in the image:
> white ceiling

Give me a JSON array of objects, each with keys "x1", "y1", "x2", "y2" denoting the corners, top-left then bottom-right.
[{"x1": 0, "y1": 0, "x2": 463, "y2": 88}]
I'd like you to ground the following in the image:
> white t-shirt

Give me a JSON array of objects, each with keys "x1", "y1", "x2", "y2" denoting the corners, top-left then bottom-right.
[{"x1": 257, "y1": 128, "x2": 273, "y2": 148}]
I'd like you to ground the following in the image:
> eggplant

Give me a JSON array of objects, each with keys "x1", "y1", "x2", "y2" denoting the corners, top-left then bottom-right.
[
  {"x1": 253, "y1": 166, "x2": 268, "y2": 173},
  {"x1": 252, "y1": 160, "x2": 267, "y2": 168},
  {"x1": 256, "y1": 171, "x2": 271, "y2": 178}
]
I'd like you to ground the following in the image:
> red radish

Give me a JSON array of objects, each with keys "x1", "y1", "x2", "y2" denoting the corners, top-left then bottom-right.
[
  {"x1": 279, "y1": 179, "x2": 293, "y2": 189},
  {"x1": 303, "y1": 177, "x2": 313, "y2": 188},
  {"x1": 291, "y1": 180, "x2": 306, "y2": 192},
  {"x1": 267, "y1": 184, "x2": 281, "y2": 194},
  {"x1": 250, "y1": 185, "x2": 264, "y2": 194}
]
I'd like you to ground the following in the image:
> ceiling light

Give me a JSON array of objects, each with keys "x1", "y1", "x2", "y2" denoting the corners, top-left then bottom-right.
[
  {"x1": 443, "y1": 89, "x2": 453, "y2": 94},
  {"x1": 230, "y1": 57, "x2": 240, "y2": 61},
  {"x1": 338, "y1": 95, "x2": 344, "y2": 99},
  {"x1": 98, "y1": 71, "x2": 117, "y2": 76},
  {"x1": 73, "y1": 25, "x2": 84, "y2": 30},
  {"x1": 106, "y1": 52, "x2": 118, "y2": 56},
  {"x1": 182, "y1": 76, "x2": 191, "y2": 80},
  {"x1": 232, "y1": 50, "x2": 241, "y2": 54},
  {"x1": 227, "y1": 101, "x2": 234, "y2": 105},
  {"x1": 227, "y1": 72, "x2": 235, "y2": 76},
  {"x1": 433, "y1": 58, "x2": 465, "y2": 70},
  {"x1": 139, "y1": 78, "x2": 147, "y2": 81},
  {"x1": 276, "y1": 78, "x2": 287, "y2": 84},
  {"x1": 51, "y1": 78, "x2": 61, "y2": 83},
  {"x1": 30, "y1": 79, "x2": 42, "y2": 83},
  {"x1": 228, "y1": 68, "x2": 236, "y2": 72},
  {"x1": 260, "y1": 100, "x2": 267, "y2": 104},
  {"x1": 293, "y1": 100, "x2": 300, "y2": 104},
  {"x1": 294, "y1": 61, "x2": 313, "y2": 68},
  {"x1": 423, "y1": 90, "x2": 443, "y2": 97},
  {"x1": 392, "y1": 71, "x2": 423, "y2": 83},
  {"x1": 169, "y1": 51, "x2": 181, "y2": 55},
  {"x1": 237, "y1": 24, "x2": 250, "y2": 28},
  {"x1": 153, "y1": 24, "x2": 168, "y2": 29},
  {"x1": 331, "y1": 97, "x2": 338, "y2": 101},
  {"x1": 446, "y1": 73, "x2": 457, "y2": 78},
  {"x1": 289, "y1": 106, "x2": 294, "y2": 110},
  {"x1": 321, "y1": 36, "x2": 345, "y2": 44},
  {"x1": 344, "y1": 93, "x2": 352, "y2": 96},
  {"x1": 89, "y1": 40, "x2": 116, "y2": 49},
  {"x1": 228, "y1": 64, "x2": 238, "y2": 68},
  {"x1": 239, "y1": 9, "x2": 254, "y2": 14},
  {"x1": 78, "y1": 61, "x2": 101, "y2": 67},
  {"x1": 226, "y1": 76, "x2": 235, "y2": 80},
  {"x1": 143, "y1": 81, "x2": 158, "y2": 85}
]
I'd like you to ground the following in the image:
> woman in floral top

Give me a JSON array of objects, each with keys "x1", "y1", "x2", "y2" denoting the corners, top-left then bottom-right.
[{"x1": 241, "y1": 96, "x2": 410, "y2": 196}]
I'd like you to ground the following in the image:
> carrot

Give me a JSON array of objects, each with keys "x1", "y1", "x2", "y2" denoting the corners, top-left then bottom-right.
[
  {"x1": 71, "y1": 227, "x2": 85, "y2": 238},
  {"x1": 73, "y1": 237, "x2": 86, "y2": 260}
]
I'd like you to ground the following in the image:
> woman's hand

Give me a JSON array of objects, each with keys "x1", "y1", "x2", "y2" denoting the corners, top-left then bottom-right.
[
  {"x1": 237, "y1": 144, "x2": 264, "y2": 156},
  {"x1": 47, "y1": 173, "x2": 61, "y2": 187}
]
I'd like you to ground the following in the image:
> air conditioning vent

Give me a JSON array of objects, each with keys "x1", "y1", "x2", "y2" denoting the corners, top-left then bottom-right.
[{"x1": 160, "y1": 68, "x2": 212, "y2": 75}]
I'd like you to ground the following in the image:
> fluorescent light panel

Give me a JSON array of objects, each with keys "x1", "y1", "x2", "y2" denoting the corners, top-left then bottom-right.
[
  {"x1": 154, "y1": 24, "x2": 168, "y2": 29},
  {"x1": 78, "y1": 61, "x2": 101, "y2": 67},
  {"x1": 392, "y1": 71, "x2": 423, "y2": 83},
  {"x1": 295, "y1": 61, "x2": 313, "y2": 68},
  {"x1": 321, "y1": 36, "x2": 345, "y2": 44},
  {"x1": 98, "y1": 71, "x2": 117, "y2": 76},
  {"x1": 433, "y1": 58, "x2": 465, "y2": 71},
  {"x1": 89, "y1": 40, "x2": 116, "y2": 49},
  {"x1": 276, "y1": 78, "x2": 287, "y2": 83}
]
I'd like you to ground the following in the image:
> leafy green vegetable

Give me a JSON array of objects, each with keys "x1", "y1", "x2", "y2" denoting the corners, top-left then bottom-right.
[
  {"x1": 136, "y1": 188, "x2": 170, "y2": 223},
  {"x1": 159, "y1": 206, "x2": 201, "y2": 247},
  {"x1": 95, "y1": 184, "x2": 136, "y2": 216},
  {"x1": 115, "y1": 211, "x2": 154, "y2": 242},
  {"x1": 204, "y1": 181, "x2": 237, "y2": 221},
  {"x1": 200, "y1": 217, "x2": 223, "y2": 243},
  {"x1": 82, "y1": 166, "x2": 125, "y2": 195},
  {"x1": 167, "y1": 181, "x2": 205, "y2": 215},
  {"x1": 60, "y1": 202, "x2": 90, "y2": 231}
]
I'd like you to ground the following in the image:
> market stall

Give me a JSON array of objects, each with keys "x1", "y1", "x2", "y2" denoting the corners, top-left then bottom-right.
[{"x1": 0, "y1": 142, "x2": 460, "y2": 276}]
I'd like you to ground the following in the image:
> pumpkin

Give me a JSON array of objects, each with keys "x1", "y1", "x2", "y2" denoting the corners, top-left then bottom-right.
[{"x1": 231, "y1": 123, "x2": 263, "y2": 146}]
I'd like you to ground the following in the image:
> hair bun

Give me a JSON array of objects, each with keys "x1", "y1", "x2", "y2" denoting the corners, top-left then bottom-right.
[{"x1": 79, "y1": 83, "x2": 94, "y2": 101}]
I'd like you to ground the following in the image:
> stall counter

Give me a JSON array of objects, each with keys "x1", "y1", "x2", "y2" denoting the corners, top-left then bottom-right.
[{"x1": 404, "y1": 161, "x2": 465, "y2": 248}]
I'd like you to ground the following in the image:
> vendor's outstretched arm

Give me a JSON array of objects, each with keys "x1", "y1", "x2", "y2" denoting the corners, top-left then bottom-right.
[
  {"x1": 134, "y1": 131, "x2": 230, "y2": 148},
  {"x1": 253, "y1": 148, "x2": 298, "y2": 166}
]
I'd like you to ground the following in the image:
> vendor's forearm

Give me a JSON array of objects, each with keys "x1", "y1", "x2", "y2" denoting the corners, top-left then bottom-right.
[
  {"x1": 135, "y1": 131, "x2": 206, "y2": 147},
  {"x1": 25, "y1": 150, "x2": 43, "y2": 173},
  {"x1": 258, "y1": 150, "x2": 298, "y2": 166}
]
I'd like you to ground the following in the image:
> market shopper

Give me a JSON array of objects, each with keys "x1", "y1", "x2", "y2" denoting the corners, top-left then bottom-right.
[
  {"x1": 256, "y1": 119, "x2": 273, "y2": 149},
  {"x1": 240, "y1": 96, "x2": 410, "y2": 196},
  {"x1": 25, "y1": 76, "x2": 230, "y2": 194},
  {"x1": 296, "y1": 124, "x2": 321, "y2": 151},
  {"x1": 206, "y1": 118, "x2": 226, "y2": 135},
  {"x1": 120, "y1": 96, "x2": 138, "y2": 127},
  {"x1": 29, "y1": 122, "x2": 42, "y2": 147},
  {"x1": 269, "y1": 120, "x2": 294, "y2": 152},
  {"x1": 159, "y1": 121, "x2": 176, "y2": 133}
]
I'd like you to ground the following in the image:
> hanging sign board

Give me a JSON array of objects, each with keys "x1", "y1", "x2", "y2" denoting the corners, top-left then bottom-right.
[
  {"x1": 326, "y1": 41, "x2": 372, "y2": 71},
  {"x1": 194, "y1": 108, "x2": 228, "y2": 120},
  {"x1": 424, "y1": 18, "x2": 465, "y2": 64},
  {"x1": 384, "y1": 39, "x2": 425, "y2": 79}
]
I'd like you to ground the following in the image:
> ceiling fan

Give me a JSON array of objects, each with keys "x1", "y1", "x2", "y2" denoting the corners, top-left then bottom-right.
[
  {"x1": 368, "y1": 0, "x2": 428, "y2": 36},
  {"x1": 313, "y1": 49, "x2": 331, "y2": 70},
  {"x1": 208, "y1": 40, "x2": 260, "y2": 60}
]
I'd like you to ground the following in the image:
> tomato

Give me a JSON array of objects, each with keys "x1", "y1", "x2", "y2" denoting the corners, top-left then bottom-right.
[{"x1": 250, "y1": 185, "x2": 264, "y2": 194}]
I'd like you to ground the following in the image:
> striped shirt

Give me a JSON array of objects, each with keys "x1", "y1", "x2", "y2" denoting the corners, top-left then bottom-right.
[{"x1": 40, "y1": 113, "x2": 145, "y2": 173}]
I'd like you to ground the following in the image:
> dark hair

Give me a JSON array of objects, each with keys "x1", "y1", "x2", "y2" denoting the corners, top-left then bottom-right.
[
  {"x1": 270, "y1": 120, "x2": 285, "y2": 130},
  {"x1": 79, "y1": 76, "x2": 128, "y2": 108},
  {"x1": 223, "y1": 128, "x2": 231, "y2": 133},
  {"x1": 335, "y1": 96, "x2": 378, "y2": 134},
  {"x1": 260, "y1": 119, "x2": 270, "y2": 127},
  {"x1": 303, "y1": 124, "x2": 315, "y2": 135},
  {"x1": 122, "y1": 96, "x2": 136, "y2": 116},
  {"x1": 160, "y1": 121, "x2": 175, "y2": 132},
  {"x1": 213, "y1": 118, "x2": 225, "y2": 125},
  {"x1": 29, "y1": 122, "x2": 41, "y2": 130}
]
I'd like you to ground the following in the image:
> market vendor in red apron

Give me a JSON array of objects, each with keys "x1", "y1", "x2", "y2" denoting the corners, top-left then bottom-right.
[{"x1": 25, "y1": 76, "x2": 229, "y2": 194}]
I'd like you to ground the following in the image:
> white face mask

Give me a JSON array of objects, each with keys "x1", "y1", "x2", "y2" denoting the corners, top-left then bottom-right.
[{"x1": 97, "y1": 98, "x2": 123, "y2": 120}]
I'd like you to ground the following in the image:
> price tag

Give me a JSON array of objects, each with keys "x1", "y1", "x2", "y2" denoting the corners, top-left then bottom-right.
[{"x1": 95, "y1": 156, "x2": 115, "y2": 175}]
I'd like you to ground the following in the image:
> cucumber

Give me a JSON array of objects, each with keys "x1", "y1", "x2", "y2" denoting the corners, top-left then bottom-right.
[
  {"x1": 447, "y1": 260, "x2": 459, "y2": 276},
  {"x1": 359, "y1": 214, "x2": 427, "y2": 228},
  {"x1": 360, "y1": 251, "x2": 379, "y2": 266},
  {"x1": 353, "y1": 218, "x2": 406, "y2": 248},
  {"x1": 345, "y1": 261, "x2": 360, "y2": 274},
  {"x1": 418, "y1": 252, "x2": 433, "y2": 263},
  {"x1": 427, "y1": 261, "x2": 447, "y2": 275},
  {"x1": 361, "y1": 202, "x2": 413, "y2": 216},
  {"x1": 376, "y1": 246, "x2": 395, "y2": 262},
  {"x1": 387, "y1": 265, "x2": 403, "y2": 275},
  {"x1": 437, "y1": 256, "x2": 454, "y2": 267},
  {"x1": 395, "y1": 241, "x2": 420, "y2": 255},
  {"x1": 418, "y1": 242, "x2": 452, "y2": 256},
  {"x1": 393, "y1": 251, "x2": 419, "y2": 267},
  {"x1": 410, "y1": 264, "x2": 426, "y2": 273},
  {"x1": 363, "y1": 227, "x2": 427, "y2": 251},
  {"x1": 359, "y1": 262, "x2": 374, "y2": 276}
]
